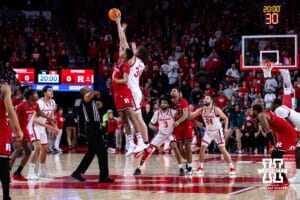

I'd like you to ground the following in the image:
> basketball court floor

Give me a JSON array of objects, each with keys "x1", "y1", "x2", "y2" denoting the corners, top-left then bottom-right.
[{"x1": 7, "y1": 150, "x2": 300, "y2": 200}]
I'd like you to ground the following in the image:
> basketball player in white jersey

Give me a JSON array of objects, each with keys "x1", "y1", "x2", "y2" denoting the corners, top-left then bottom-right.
[
  {"x1": 28, "y1": 86, "x2": 57, "y2": 179},
  {"x1": 191, "y1": 95, "x2": 236, "y2": 176},
  {"x1": 128, "y1": 42, "x2": 148, "y2": 142},
  {"x1": 133, "y1": 97, "x2": 185, "y2": 176},
  {"x1": 118, "y1": 20, "x2": 147, "y2": 155},
  {"x1": 271, "y1": 98, "x2": 300, "y2": 183}
]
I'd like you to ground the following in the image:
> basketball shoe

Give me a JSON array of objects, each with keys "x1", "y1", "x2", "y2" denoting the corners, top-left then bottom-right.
[
  {"x1": 133, "y1": 143, "x2": 146, "y2": 154},
  {"x1": 27, "y1": 173, "x2": 39, "y2": 180},
  {"x1": 186, "y1": 167, "x2": 192, "y2": 175},
  {"x1": 125, "y1": 144, "x2": 136, "y2": 157},
  {"x1": 133, "y1": 168, "x2": 141, "y2": 176},
  {"x1": 228, "y1": 167, "x2": 237, "y2": 176},
  {"x1": 13, "y1": 174, "x2": 27, "y2": 181},
  {"x1": 196, "y1": 167, "x2": 204, "y2": 175},
  {"x1": 179, "y1": 168, "x2": 185, "y2": 176}
]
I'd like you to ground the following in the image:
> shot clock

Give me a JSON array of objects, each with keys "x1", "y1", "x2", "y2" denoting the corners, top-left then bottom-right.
[{"x1": 261, "y1": 2, "x2": 284, "y2": 27}]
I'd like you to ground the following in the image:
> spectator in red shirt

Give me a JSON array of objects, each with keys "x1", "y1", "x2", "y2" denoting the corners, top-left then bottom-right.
[
  {"x1": 9, "y1": 51, "x2": 20, "y2": 67},
  {"x1": 48, "y1": 50, "x2": 59, "y2": 69},
  {"x1": 240, "y1": 81, "x2": 249, "y2": 97},
  {"x1": 31, "y1": 47, "x2": 41, "y2": 67},
  {"x1": 98, "y1": 58, "x2": 110, "y2": 78},
  {"x1": 88, "y1": 40, "x2": 99, "y2": 66},
  {"x1": 204, "y1": 83, "x2": 215, "y2": 97},
  {"x1": 252, "y1": 79, "x2": 262, "y2": 94},
  {"x1": 216, "y1": 90, "x2": 228, "y2": 109},
  {"x1": 190, "y1": 57, "x2": 199, "y2": 74},
  {"x1": 106, "y1": 111, "x2": 118, "y2": 150},
  {"x1": 54, "y1": 106, "x2": 64, "y2": 152},
  {"x1": 245, "y1": 71, "x2": 255, "y2": 86}
]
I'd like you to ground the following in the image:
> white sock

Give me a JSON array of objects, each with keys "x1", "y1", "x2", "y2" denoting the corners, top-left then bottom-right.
[
  {"x1": 54, "y1": 131, "x2": 62, "y2": 149},
  {"x1": 178, "y1": 164, "x2": 183, "y2": 169},
  {"x1": 28, "y1": 163, "x2": 35, "y2": 174},
  {"x1": 135, "y1": 132, "x2": 145, "y2": 145},
  {"x1": 229, "y1": 163, "x2": 234, "y2": 168},
  {"x1": 187, "y1": 163, "x2": 192, "y2": 168},
  {"x1": 40, "y1": 163, "x2": 46, "y2": 173},
  {"x1": 296, "y1": 169, "x2": 300, "y2": 177},
  {"x1": 199, "y1": 163, "x2": 204, "y2": 168},
  {"x1": 127, "y1": 134, "x2": 135, "y2": 146}
]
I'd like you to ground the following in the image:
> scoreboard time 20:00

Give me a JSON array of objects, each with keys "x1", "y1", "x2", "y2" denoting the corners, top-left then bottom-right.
[
  {"x1": 38, "y1": 74, "x2": 60, "y2": 83},
  {"x1": 262, "y1": 4, "x2": 281, "y2": 25}
]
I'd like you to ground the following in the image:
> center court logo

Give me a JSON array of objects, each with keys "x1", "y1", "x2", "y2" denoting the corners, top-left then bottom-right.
[{"x1": 258, "y1": 158, "x2": 287, "y2": 184}]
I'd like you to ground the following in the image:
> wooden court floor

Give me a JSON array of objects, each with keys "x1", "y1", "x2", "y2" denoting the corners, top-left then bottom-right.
[{"x1": 6, "y1": 150, "x2": 300, "y2": 200}]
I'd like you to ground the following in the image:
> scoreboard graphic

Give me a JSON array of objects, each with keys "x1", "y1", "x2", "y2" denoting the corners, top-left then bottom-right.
[{"x1": 13, "y1": 68, "x2": 94, "y2": 92}]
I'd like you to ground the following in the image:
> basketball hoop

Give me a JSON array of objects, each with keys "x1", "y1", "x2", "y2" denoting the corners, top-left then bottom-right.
[{"x1": 260, "y1": 62, "x2": 275, "y2": 78}]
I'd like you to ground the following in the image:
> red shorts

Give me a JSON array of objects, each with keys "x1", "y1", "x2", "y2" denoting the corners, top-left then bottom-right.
[
  {"x1": 114, "y1": 92, "x2": 133, "y2": 111},
  {"x1": 12, "y1": 128, "x2": 31, "y2": 143},
  {"x1": 173, "y1": 120, "x2": 193, "y2": 142},
  {"x1": 275, "y1": 131, "x2": 297, "y2": 151}
]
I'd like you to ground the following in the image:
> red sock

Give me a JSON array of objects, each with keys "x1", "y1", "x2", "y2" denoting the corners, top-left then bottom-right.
[{"x1": 141, "y1": 144, "x2": 156, "y2": 163}]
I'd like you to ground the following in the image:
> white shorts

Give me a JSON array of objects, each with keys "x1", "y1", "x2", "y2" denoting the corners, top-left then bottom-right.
[
  {"x1": 151, "y1": 132, "x2": 174, "y2": 148},
  {"x1": 201, "y1": 128, "x2": 225, "y2": 147},
  {"x1": 131, "y1": 89, "x2": 142, "y2": 112},
  {"x1": 31, "y1": 126, "x2": 48, "y2": 144}
]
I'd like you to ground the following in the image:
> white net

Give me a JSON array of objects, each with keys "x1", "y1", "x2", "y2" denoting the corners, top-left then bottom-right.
[{"x1": 261, "y1": 62, "x2": 275, "y2": 78}]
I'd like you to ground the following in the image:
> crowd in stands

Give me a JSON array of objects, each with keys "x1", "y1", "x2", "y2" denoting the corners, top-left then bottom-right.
[{"x1": 0, "y1": 11, "x2": 69, "y2": 73}]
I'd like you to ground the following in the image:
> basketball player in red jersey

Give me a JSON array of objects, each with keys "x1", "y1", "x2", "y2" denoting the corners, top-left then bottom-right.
[
  {"x1": 170, "y1": 87, "x2": 193, "y2": 175},
  {"x1": 0, "y1": 83, "x2": 23, "y2": 200},
  {"x1": 112, "y1": 16, "x2": 146, "y2": 156},
  {"x1": 116, "y1": 18, "x2": 149, "y2": 145},
  {"x1": 11, "y1": 89, "x2": 54, "y2": 181},
  {"x1": 252, "y1": 104, "x2": 297, "y2": 189}
]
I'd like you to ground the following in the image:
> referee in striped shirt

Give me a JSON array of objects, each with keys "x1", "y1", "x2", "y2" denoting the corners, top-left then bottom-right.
[{"x1": 71, "y1": 86, "x2": 114, "y2": 183}]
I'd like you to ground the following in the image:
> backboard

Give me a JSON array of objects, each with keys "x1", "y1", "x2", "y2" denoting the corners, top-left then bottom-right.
[{"x1": 240, "y1": 34, "x2": 298, "y2": 70}]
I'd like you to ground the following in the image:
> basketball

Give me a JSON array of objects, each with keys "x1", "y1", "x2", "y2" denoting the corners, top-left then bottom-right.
[{"x1": 108, "y1": 8, "x2": 121, "y2": 21}]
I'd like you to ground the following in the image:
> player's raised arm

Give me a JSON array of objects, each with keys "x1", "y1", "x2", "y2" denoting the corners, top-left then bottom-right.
[{"x1": 115, "y1": 16, "x2": 129, "y2": 54}]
